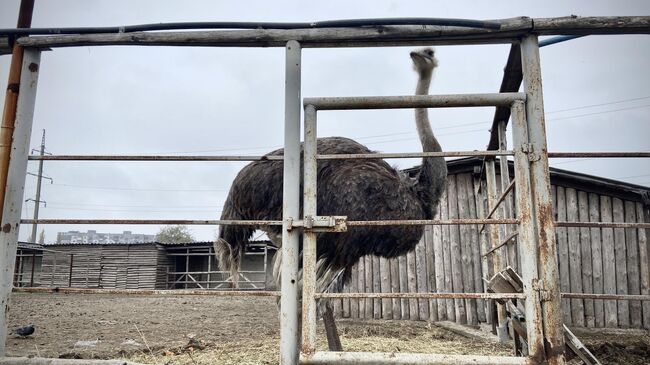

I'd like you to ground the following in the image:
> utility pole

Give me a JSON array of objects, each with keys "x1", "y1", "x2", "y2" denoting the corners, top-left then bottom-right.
[{"x1": 26, "y1": 129, "x2": 52, "y2": 243}]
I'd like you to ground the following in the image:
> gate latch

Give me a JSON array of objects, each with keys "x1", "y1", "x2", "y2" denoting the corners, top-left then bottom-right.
[{"x1": 297, "y1": 216, "x2": 347, "y2": 232}]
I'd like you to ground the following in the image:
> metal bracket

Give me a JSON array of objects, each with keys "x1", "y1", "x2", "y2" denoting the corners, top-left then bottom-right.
[
  {"x1": 291, "y1": 216, "x2": 348, "y2": 232},
  {"x1": 532, "y1": 279, "x2": 551, "y2": 302},
  {"x1": 521, "y1": 143, "x2": 541, "y2": 162}
]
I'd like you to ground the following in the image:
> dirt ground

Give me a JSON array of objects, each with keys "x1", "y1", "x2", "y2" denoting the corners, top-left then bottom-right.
[{"x1": 5, "y1": 293, "x2": 649, "y2": 364}]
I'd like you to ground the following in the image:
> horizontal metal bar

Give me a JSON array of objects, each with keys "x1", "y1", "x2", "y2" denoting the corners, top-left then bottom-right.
[
  {"x1": 347, "y1": 218, "x2": 519, "y2": 226},
  {"x1": 318, "y1": 150, "x2": 513, "y2": 160},
  {"x1": 548, "y1": 152, "x2": 650, "y2": 158},
  {"x1": 301, "y1": 352, "x2": 531, "y2": 365},
  {"x1": 555, "y1": 221, "x2": 650, "y2": 229},
  {"x1": 561, "y1": 293, "x2": 650, "y2": 301},
  {"x1": 482, "y1": 231, "x2": 519, "y2": 257},
  {"x1": 20, "y1": 219, "x2": 283, "y2": 226},
  {"x1": 305, "y1": 93, "x2": 526, "y2": 110},
  {"x1": 28, "y1": 155, "x2": 283, "y2": 161},
  {"x1": 13, "y1": 287, "x2": 281, "y2": 296},
  {"x1": 27, "y1": 151, "x2": 515, "y2": 162},
  {"x1": 316, "y1": 292, "x2": 526, "y2": 299}
]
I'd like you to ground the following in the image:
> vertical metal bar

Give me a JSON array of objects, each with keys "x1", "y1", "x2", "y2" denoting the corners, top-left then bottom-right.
[
  {"x1": 521, "y1": 35, "x2": 565, "y2": 365},
  {"x1": 68, "y1": 254, "x2": 74, "y2": 287},
  {"x1": 0, "y1": 0, "x2": 35, "y2": 225},
  {"x1": 511, "y1": 100, "x2": 545, "y2": 362},
  {"x1": 301, "y1": 105, "x2": 318, "y2": 356},
  {"x1": 484, "y1": 159, "x2": 508, "y2": 342},
  {"x1": 0, "y1": 48, "x2": 40, "y2": 356},
  {"x1": 280, "y1": 40, "x2": 301, "y2": 365}
]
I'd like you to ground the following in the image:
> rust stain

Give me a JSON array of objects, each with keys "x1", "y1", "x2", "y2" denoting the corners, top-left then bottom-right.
[
  {"x1": 28, "y1": 62, "x2": 38, "y2": 72},
  {"x1": 7, "y1": 83, "x2": 19, "y2": 93},
  {"x1": 2, "y1": 223, "x2": 11, "y2": 233}
]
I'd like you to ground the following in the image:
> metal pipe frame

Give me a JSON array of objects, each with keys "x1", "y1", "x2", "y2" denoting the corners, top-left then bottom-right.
[
  {"x1": 281, "y1": 40, "x2": 302, "y2": 365},
  {"x1": 305, "y1": 92, "x2": 525, "y2": 110},
  {"x1": 317, "y1": 292, "x2": 525, "y2": 300},
  {"x1": 511, "y1": 100, "x2": 545, "y2": 361},
  {"x1": 0, "y1": 48, "x2": 40, "y2": 356},
  {"x1": 520, "y1": 35, "x2": 565, "y2": 365},
  {"x1": 13, "y1": 287, "x2": 280, "y2": 296}
]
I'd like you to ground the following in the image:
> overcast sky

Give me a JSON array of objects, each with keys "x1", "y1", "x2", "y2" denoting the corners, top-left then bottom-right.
[{"x1": 0, "y1": 0, "x2": 648, "y2": 243}]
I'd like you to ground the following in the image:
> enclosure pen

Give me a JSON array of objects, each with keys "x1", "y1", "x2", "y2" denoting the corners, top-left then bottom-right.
[{"x1": 1, "y1": 14, "x2": 650, "y2": 365}]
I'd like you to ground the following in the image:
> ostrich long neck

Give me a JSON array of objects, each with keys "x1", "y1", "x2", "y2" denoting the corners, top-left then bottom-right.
[
  {"x1": 415, "y1": 70, "x2": 441, "y2": 153},
  {"x1": 415, "y1": 68, "x2": 447, "y2": 218}
]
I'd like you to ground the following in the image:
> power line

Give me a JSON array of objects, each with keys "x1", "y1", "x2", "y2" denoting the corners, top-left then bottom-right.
[
  {"x1": 45, "y1": 201, "x2": 223, "y2": 208},
  {"x1": 49, "y1": 182, "x2": 228, "y2": 192}
]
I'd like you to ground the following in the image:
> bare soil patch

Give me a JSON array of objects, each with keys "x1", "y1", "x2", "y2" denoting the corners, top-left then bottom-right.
[{"x1": 5, "y1": 293, "x2": 648, "y2": 364}]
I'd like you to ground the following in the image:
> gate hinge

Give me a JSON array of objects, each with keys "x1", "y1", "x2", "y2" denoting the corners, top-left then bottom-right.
[{"x1": 289, "y1": 216, "x2": 348, "y2": 232}]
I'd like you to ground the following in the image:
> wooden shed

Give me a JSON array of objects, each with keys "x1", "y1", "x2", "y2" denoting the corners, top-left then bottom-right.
[{"x1": 333, "y1": 157, "x2": 650, "y2": 329}]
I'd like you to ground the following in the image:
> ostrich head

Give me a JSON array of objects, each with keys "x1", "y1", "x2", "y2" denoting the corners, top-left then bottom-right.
[{"x1": 410, "y1": 47, "x2": 438, "y2": 75}]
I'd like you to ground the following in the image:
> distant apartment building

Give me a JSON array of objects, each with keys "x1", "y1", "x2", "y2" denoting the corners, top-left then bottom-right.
[{"x1": 56, "y1": 230, "x2": 155, "y2": 244}]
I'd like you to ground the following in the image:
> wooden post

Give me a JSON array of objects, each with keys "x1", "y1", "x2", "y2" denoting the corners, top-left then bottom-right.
[
  {"x1": 398, "y1": 255, "x2": 409, "y2": 319},
  {"x1": 463, "y1": 174, "x2": 485, "y2": 322},
  {"x1": 379, "y1": 256, "x2": 392, "y2": 319},
  {"x1": 440, "y1": 187, "x2": 454, "y2": 321},
  {"x1": 415, "y1": 237, "x2": 429, "y2": 320},
  {"x1": 372, "y1": 255, "x2": 381, "y2": 319},
  {"x1": 349, "y1": 262, "x2": 359, "y2": 319},
  {"x1": 456, "y1": 173, "x2": 476, "y2": 324},
  {"x1": 406, "y1": 250, "x2": 418, "y2": 320},
  {"x1": 424, "y1": 224, "x2": 439, "y2": 321},
  {"x1": 390, "y1": 258, "x2": 401, "y2": 319}
]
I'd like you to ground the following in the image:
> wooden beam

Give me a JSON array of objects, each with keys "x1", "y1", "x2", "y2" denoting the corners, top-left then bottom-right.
[
  {"x1": 12, "y1": 17, "x2": 650, "y2": 49},
  {"x1": 487, "y1": 44, "x2": 522, "y2": 150}
]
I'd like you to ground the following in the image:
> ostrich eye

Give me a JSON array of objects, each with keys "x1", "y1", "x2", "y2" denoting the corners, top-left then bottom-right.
[{"x1": 425, "y1": 50, "x2": 434, "y2": 56}]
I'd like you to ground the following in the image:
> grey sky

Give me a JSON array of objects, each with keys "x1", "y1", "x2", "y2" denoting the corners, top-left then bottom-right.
[{"x1": 0, "y1": 0, "x2": 648, "y2": 243}]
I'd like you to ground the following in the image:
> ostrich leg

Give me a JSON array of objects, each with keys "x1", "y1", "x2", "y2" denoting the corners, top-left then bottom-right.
[{"x1": 322, "y1": 301, "x2": 343, "y2": 351}]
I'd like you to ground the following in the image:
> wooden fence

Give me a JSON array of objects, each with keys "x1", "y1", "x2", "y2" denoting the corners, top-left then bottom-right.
[{"x1": 334, "y1": 170, "x2": 650, "y2": 329}]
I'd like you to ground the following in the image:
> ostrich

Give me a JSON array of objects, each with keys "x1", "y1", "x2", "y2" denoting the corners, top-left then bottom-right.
[{"x1": 215, "y1": 47, "x2": 446, "y2": 296}]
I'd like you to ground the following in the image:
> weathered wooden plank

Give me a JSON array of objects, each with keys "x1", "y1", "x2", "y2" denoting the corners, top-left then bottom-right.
[
  {"x1": 475, "y1": 177, "x2": 492, "y2": 324},
  {"x1": 372, "y1": 255, "x2": 382, "y2": 319},
  {"x1": 349, "y1": 262, "x2": 359, "y2": 319},
  {"x1": 636, "y1": 202, "x2": 650, "y2": 329},
  {"x1": 432, "y1": 206, "x2": 446, "y2": 320},
  {"x1": 578, "y1": 191, "x2": 595, "y2": 327},
  {"x1": 379, "y1": 256, "x2": 392, "y2": 319},
  {"x1": 364, "y1": 255, "x2": 374, "y2": 319},
  {"x1": 390, "y1": 257, "x2": 401, "y2": 319},
  {"x1": 406, "y1": 250, "x2": 419, "y2": 320},
  {"x1": 624, "y1": 201, "x2": 642, "y2": 328},
  {"x1": 447, "y1": 175, "x2": 467, "y2": 324},
  {"x1": 415, "y1": 234, "x2": 430, "y2": 320},
  {"x1": 588, "y1": 193, "x2": 604, "y2": 328},
  {"x1": 554, "y1": 186, "x2": 573, "y2": 325},
  {"x1": 456, "y1": 173, "x2": 477, "y2": 325},
  {"x1": 464, "y1": 174, "x2": 485, "y2": 323},
  {"x1": 342, "y1": 278, "x2": 351, "y2": 318},
  {"x1": 566, "y1": 188, "x2": 585, "y2": 326},
  {"x1": 440, "y1": 187, "x2": 455, "y2": 321},
  {"x1": 600, "y1": 195, "x2": 618, "y2": 327},
  {"x1": 357, "y1": 256, "x2": 366, "y2": 319},
  {"x1": 398, "y1": 254, "x2": 409, "y2": 319},
  {"x1": 613, "y1": 198, "x2": 630, "y2": 327},
  {"x1": 424, "y1": 224, "x2": 438, "y2": 321}
]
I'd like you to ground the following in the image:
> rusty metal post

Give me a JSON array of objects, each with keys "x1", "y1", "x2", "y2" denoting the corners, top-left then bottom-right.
[
  {"x1": 280, "y1": 40, "x2": 302, "y2": 365},
  {"x1": 301, "y1": 104, "x2": 318, "y2": 357},
  {"x1": 0, "y1": 48, "x2": 41, "y2": 356},
  {"x1": 511, "y1": 100, "x2": 545, "y2": 362},
  {"x1": 0, "y1": 0, "x2": 35, "y2": 225},
  {"x1": 485, "y1": 159, "x2": 509, "y2": 342},
  {"x1": 521, "y1": 35, "x2": 565, "y2": 365}
]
